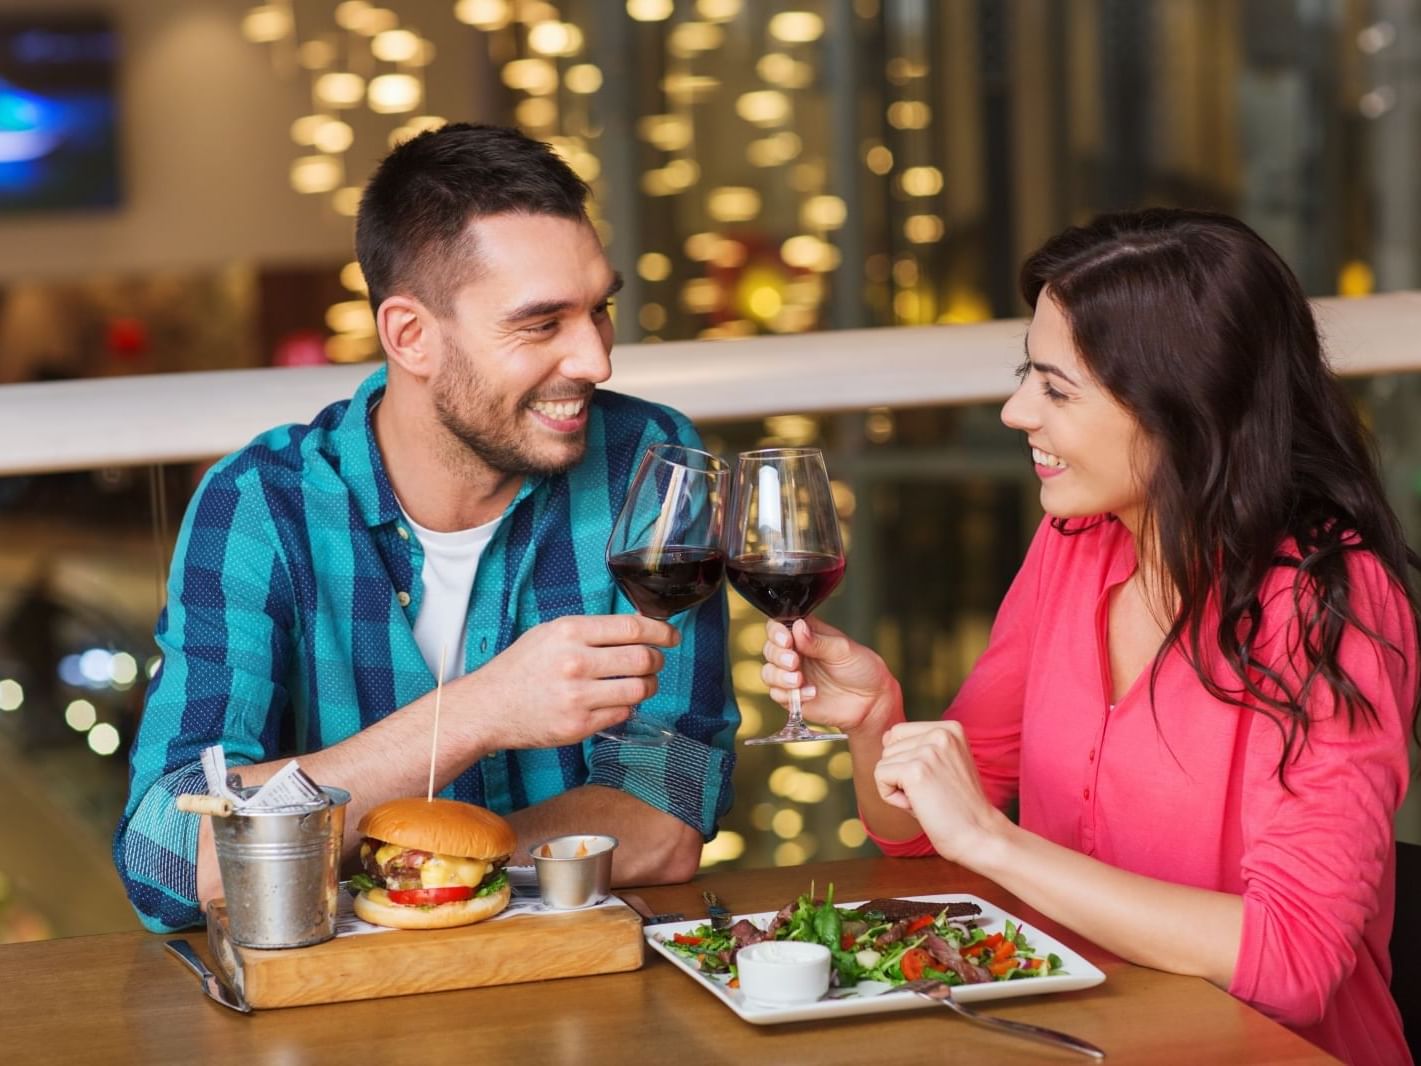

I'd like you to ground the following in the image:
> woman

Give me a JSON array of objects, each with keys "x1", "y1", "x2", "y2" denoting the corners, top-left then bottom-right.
[{"x1": 764, "y1": 209, "x2": 1418, "y2": 1066}]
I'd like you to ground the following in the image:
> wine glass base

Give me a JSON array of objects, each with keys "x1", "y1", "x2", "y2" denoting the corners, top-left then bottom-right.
[
  {"x1": 744, "y1": 727, "x2": 849, "y2": 746},
  {"x1": 596, "y1": 717, "x2": 676, "y2": 747}
]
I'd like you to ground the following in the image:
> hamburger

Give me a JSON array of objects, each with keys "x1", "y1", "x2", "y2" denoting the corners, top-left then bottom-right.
[{"x1": 350, "y1": 797, "x2": 516, "y2": 930}]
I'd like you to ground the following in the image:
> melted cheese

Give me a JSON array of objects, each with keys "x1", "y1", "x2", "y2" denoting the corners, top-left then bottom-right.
[
  {"x1": 419, "y1": 854, "x2": 491, "y2": 889},
  {"x1": 374, "y1": 842, "x2": 405, "y2": 867}
]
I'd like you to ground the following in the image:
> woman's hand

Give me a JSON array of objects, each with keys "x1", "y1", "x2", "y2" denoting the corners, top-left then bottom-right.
[
  {"x1": 760, "y1": 616, "x2": 897, "y2": 735},
  {"x1": 874, "y1": 720, "x2": 1012, "y2": 866}
]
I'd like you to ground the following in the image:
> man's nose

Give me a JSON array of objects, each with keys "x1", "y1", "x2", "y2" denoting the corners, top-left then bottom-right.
[{"x1": 561, "y1": 319, "x2": 613, "y2": 384}]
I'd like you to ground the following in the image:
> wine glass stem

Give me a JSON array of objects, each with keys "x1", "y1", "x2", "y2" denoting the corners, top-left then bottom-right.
[{"x1": 786, "y1": 683, "x2": 807, "y2": 733}]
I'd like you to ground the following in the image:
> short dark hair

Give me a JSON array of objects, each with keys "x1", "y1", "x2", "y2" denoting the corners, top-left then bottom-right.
[
  {"x1": 355, "y1": 122, "x2": 590, "y2": 314},
  {"x1": 1021, "y1": 208, "x2": 1420, "y2": 780}
]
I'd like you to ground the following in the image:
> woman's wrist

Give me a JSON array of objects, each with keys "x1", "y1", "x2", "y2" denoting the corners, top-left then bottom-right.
[{"x1": 852, "y1": 672, "x2": 904, "y2": 737}]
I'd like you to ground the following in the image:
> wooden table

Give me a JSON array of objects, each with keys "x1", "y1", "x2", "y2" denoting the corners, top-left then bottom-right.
[{"x1": 1, "y1": 857, "x2": 1336, "y2": 1065}]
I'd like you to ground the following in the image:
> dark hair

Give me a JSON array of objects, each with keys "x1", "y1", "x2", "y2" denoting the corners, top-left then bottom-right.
[
  {"x1": 1020, "y1": 208, "x2": 1420, "y2": 780},
  {"x1": 355, "y1": 122, "x2": 590, "y2": 314}
]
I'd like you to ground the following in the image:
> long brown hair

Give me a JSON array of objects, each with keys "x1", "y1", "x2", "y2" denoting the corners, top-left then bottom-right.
[{"x1": 1021, "y1": 208, "x2": 1420, "y2": 780}]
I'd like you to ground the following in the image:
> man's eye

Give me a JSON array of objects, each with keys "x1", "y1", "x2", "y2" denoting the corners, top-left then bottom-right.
[
  {"x1": 594, "y1": 300, "x2": 613, "y2": 317},
  {"x1": 527, "y1": 320, "x2": 558, "y2": 335}
]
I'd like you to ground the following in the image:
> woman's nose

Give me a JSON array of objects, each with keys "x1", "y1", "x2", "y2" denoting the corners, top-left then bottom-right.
[{"x1": 1000, "y1": 382, "x2": 1037, "y2": 431}]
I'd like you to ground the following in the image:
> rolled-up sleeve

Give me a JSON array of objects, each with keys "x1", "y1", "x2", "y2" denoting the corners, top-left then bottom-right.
[{"x1": 112, "y1": 465, "x2": 293, "y2": 932}]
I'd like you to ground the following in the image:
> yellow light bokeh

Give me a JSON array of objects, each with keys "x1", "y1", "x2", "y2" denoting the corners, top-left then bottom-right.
[
  {"x1": 314, "y1": 72, "x2": 366, "y2": 108},
  {"x1": 669, "y1": 21, "x2": 724, "y2": 58},
  {"x1": 637, "y1": 252, "x2": 672, "y2": 282},
  {"x1": 528, "y1": 20, "x2": 584, "y2": 57},
  {"x1": 565, "y1": 63, "x2": 603, "y2": 94},
  {"x1": 312, "y1": 119, "x2": 354, "y2": 154},
  {"x1": 638, "y1": 303, "x2": 667, "y2": 331},
  {"x1": 326, "y1": 333, "x2": 379, "y2": 363},
  {"x1": 838, "y1": 818, "x2": 868, "y2": 847},
  {"x1": 333, "y1": 1, "x2": 371, "y2": 31},
  {"x1": 681, "y1": 277, "x2": 724, "y2": 315},
  {"x1": 371, "y1": 28, "x2": 420, "y2": 63},
  {"x1": 298, "y1": 39, "x2": 336, "y2": 70},
  {"x1": 904, "y1": 214, "x2": 945, "y2": 244},
  {"x1": 865, "y1": 143, "x2": 894, "y2": 175},
  {"x1": 887, "y1": 101, "x2": 932, "y2": 129},
  {"x1": 699, "y1": 830, "x2": 745, "y2": 866},
  {"x1": 65, "y1": 699, "x2": 97, "y2": 732},
  {"x1": 707, "y1": 186, "x2": 761, "y2": 223},
  {"x1": 736, "y1": 90, "x2": 791, "y2": 127},
  {"x1": 515, "y1": 96, "x2": 558, "y2": 129},
  {"x1": 340, "y1": 261, "x2": 368, "y2": 295},
  {"x1": 627, "y1": 0, "x2": 674, "y2": 21},
  {"x1": 242, "y1": 5, "x2": 293, "y2": 44},
  {"x1": 331, "y1": 186, "x2": 363, "y2": 216},
  {"x1": 326, "y1": 299, "x2": 376, "y2": 335},
  {"x1": 771, "y1": 808, "x2": 804, "y2": 838},
  {"x1": 368, "y1": 73, "x2": 421, "y2": 114},
  {"x1": 697, "y1": 0, "x2": 743, "y2": 20},
  {"x1": 290, "y1": 154, "x2": 343, "y2": 194},
  {"x1": 747, "y1": 132, "x2": 801, "y2": 167},
  {"x1": 454, "y1": 0, "x2": 512, "y2": 30},
  {"x1": 900, "y1": 165, "x2": 944, "y2": 197},
  {"x1": 801, "y1": 194, "x2": 847, "y2": 230},
  {"x1": 773, "y1": 840, "x2": 808, "y2": 866},
  {"x1": 637, "y1": 114, "x2": 692, "y2": 152},
  {"x1": 290, "y1": 113, "x2": 332, "y2": 146},
  {"x1": 757, "y1": 52, "x2": 813, "y2": 89},
  {"x1": 769, "y1": 11, "x2": 825, "y2": 43},
  {"x1": 501, "y1": 58, "x2": 558, "y2": 95},
  {"x1": 1338, "y1": 260, "x2": 1375, "y2": 298}
]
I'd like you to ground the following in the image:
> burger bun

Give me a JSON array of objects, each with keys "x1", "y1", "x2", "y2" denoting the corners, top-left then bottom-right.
[{"x1": 353, "y1": 882, "x2": 512, "y2": 930}]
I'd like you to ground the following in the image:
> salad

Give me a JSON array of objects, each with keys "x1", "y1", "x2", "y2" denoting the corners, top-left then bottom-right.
[{"x1": 660, "y1": 885, "x2": 1065, "y2": 992}]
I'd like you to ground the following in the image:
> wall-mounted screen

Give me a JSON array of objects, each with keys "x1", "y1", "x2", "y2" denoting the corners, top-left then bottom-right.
[{"x1": 0, "y1": 14, "x2": 119, "y2": 213}]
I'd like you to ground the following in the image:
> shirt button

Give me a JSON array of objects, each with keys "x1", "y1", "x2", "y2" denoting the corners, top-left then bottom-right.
[
  {"x1": 1082, "y1": 787, "x2": 1091, "y2": 800},
  {"x1": 397, "y1": 526, "x2": 410, "y2": 541},
  {"x1": 1088, "y1": 748, "x2": 1096, "y2": 762},
  {"x1": 480, "y1": 637, "x2": 488, "y2": 652},
  {"x1": 397, "y1": 591, "x2": 411, "y2": 607}
]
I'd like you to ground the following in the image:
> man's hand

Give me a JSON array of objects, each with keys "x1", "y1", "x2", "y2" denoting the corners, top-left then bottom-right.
[{"x1": 457, "y1": 614, "x2": 680, "y2": 750}]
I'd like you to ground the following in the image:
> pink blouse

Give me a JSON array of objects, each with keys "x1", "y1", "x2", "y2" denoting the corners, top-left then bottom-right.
[{"x1": 868, "y1": 517, "x2": 1415, "y2": 1066}]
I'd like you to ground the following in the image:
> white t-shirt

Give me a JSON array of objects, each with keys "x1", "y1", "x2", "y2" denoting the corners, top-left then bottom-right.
[{"x1": 402, "y1": 509, "x2": 503, "y2": 682}]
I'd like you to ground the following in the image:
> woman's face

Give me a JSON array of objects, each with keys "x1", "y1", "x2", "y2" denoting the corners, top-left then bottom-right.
[{"x1": 1001, "y1": 293, "x2": 1153, "y2": 535}]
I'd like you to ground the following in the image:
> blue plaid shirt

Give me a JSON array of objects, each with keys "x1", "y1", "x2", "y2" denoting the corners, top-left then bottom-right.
[{"x1": 114, "y1": 367, "x2": 738, "y2": 932}]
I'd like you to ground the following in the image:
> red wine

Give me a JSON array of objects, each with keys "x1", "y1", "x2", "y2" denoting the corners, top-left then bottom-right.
[
  {"x1": 607, "y1": 546, "x2": 726, "y2": 619},
  {"x1": 726, "y1": 552, "x2": 845, "y2": 622}
]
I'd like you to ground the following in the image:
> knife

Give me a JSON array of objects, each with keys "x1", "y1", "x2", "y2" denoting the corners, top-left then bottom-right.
[{"x1": 165, "y1": 938, "x2": 252, "y2": 1014}]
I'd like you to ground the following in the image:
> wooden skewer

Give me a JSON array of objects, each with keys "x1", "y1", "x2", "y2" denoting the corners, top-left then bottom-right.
[
  {"x1": 176, "y1": 794, "x2": 233, "y2": 818},
  {"x1": 427, "y1": 643, "x2": 448, "y2": 802}
]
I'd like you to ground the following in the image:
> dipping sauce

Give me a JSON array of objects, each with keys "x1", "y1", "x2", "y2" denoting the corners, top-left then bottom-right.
[{"x1": 735, "y1": 941, "x2": 832, "y2": 1005}]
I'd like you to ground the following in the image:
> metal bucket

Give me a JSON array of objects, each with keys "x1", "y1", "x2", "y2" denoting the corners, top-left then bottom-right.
[{"x1": 211, "y1": 785, "x2": 350, "y2": 949}]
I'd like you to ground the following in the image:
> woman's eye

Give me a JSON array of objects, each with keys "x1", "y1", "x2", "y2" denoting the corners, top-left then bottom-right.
[{"x1": 1041, "y1": 381, "x2": 1067, "y2": 402}]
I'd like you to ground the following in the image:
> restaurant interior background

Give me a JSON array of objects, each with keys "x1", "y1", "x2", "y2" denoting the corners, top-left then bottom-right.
[{"x1": 0, "y1": 0, "x2": 1418, "y2": 942}]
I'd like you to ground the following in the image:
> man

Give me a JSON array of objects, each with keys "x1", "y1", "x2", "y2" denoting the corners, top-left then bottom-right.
[{"x1": 114, "y1": 124, "x2": 738, "y2": 932}]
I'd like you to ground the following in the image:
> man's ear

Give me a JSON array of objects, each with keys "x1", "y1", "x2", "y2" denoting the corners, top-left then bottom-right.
[{"x1": 378, "y1": 295, "x2": 439, "y2": 381}]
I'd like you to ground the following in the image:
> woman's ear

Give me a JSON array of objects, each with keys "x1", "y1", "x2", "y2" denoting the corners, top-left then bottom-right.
[{"x1": 378, "y1": 295, "x2": 438, "y2": 381}]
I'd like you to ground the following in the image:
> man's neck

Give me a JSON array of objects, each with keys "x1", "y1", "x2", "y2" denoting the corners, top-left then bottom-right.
[{"x1": 372, "y1": 388, "x2": 522, "y2": 533}]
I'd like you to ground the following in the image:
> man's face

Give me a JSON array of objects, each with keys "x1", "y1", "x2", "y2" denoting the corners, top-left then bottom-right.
[{"x1": 430, "y1": 213, "x2": 619, "y2": 478}]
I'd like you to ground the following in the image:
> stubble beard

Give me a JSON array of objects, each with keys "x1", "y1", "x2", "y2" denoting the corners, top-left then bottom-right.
[{"x1": 431, "y1": 340, "x2": 588, "y2": 478}]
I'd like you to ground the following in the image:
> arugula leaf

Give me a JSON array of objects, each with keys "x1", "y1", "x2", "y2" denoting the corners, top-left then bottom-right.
[
  {"x1": 476, "y1": 870, "x2": 509, "y2": 897},
  {"x1": 349, "y1": 873, "x2": 378, "y2": 892}
]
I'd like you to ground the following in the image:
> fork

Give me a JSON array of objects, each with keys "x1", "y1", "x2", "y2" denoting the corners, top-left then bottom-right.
[
  {"x1": 702, "y1": 890, "x2": 732, "y2": 932},
  {"x1": 892, "y1": 978, "x2": 1105, "y2": 1059}
]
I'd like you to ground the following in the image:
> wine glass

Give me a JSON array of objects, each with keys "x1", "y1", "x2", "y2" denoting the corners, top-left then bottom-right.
[
  {"x1": 602, "y1": 443, "x2": 729, "y2": 745},
  {"x1": 726, "y1": 447, "x2": 848, "y2": 745}
]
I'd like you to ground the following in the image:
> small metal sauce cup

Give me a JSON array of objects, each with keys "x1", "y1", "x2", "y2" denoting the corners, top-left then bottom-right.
[{"x1": 530, "y1": 834, "x2": 617, "y2": 909}]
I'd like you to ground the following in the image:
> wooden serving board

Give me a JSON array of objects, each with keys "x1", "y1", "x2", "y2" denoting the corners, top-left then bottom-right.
[{"x1": 205, "y1": 897, "x2": 644, "y2": 1009}]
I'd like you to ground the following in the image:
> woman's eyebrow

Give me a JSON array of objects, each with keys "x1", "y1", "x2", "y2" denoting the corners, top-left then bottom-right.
[{"x1": 1023, "y1": 337, "x2": 1080, "y2": 387}]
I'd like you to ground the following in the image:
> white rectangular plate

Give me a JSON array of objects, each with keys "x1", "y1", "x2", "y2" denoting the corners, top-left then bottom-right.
[{"x1": 645, "y1": 892, "x2": 1106, "y2": 1026}]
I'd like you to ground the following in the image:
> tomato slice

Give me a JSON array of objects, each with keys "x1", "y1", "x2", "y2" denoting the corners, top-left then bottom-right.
[
  {"x1": 904, "y1": 914, "x2": 936, "y2": 935},
  {"x1": 900, "y1": 947, "x2": 930, "y2": 982},
  {"x1": 673, "y1": 933, "x2": 706, "y2": 945},
  {"x1": 386, "y1": 885, "x2": 475, "y2": 906}
]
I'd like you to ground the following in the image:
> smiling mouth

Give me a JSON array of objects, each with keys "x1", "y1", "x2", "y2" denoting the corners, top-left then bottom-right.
[
  {"x1": 528, "y1": 397, "x2": 588, "y2": 421},
  {"x1": 1031, "y1": 446, "x2": 1068, "y2": 470}
]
